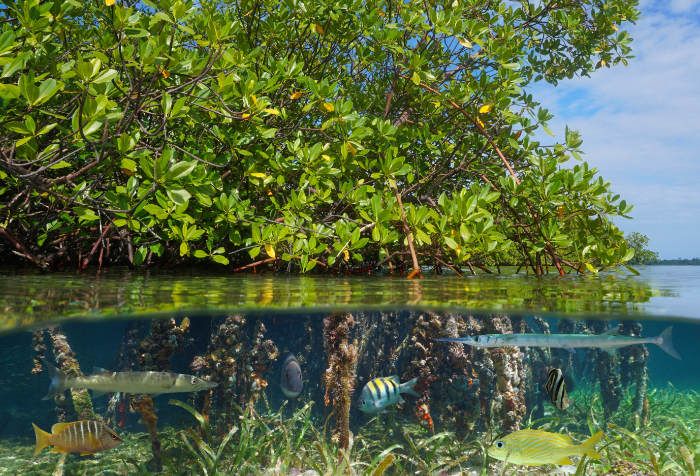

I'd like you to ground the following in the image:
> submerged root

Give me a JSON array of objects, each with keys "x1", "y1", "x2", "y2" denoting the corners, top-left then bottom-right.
[
  {"x1": 620, "y1": 321, "x2": 649, "y2": 426},
  {"x1": 590, "y1": 321, "x2": 622, "y2": 420},
  {"x1": 47, "y1": 327, "x2": 95, "y2": 421},
  {"x1": 323, "y1": 312, "x2": 357, "y2": 452},
  {"x1": 484, "y1": 315, "x2": 526, "y2": 432},
  {"x1": 191, "y1": 315, "x2": 278, "y2": 430},
  {"x1": 135, "y1": 317, "x2": 191, "y2": 471},
  {"x1": 132, "y1": 395, "x2": 162, "y2": 472}
]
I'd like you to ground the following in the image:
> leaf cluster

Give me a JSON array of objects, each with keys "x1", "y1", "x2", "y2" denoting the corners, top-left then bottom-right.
[{"x1": 0, "y1": 0, "x2": 640, "y2": 274}]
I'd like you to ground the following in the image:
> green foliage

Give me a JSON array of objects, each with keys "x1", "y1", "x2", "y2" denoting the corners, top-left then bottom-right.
[
  {"x1": 625, "y1": 232, "x2": 660, "y2": 265},
  {"x1": 0, "y1": 0, "x2": 640, "y2": 274},
  {"x1": 169, "y1": 399, "x2": 237, "y2": 476}
]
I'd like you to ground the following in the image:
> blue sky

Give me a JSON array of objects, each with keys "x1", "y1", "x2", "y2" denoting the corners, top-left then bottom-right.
[{"x1": 533, "y1": 0, "x2": 700, "y2": 259}]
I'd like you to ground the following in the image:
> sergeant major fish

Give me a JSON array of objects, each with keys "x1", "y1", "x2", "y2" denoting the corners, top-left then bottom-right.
[
  {"x1": 280, "y1": 353, "x2": 303, "y2": 399},
  {"x1": 545, "y1": 368, "x2": 570, "y2": 410},
  {"x1": 43, "y1": 359, "x2": 217, "y2": 399},
  {"x1": 32, "y1": 420, "x2": 122, "y2": 456},
  {"x1": 359, "y1": 376, "x2": 419, "y2": 414},
  {"x1": 488, "y1": 429, "x2": 604, "y2": 466},
  {"x1": 436, "y1": 326, "x2": 680, "y2": 359}
]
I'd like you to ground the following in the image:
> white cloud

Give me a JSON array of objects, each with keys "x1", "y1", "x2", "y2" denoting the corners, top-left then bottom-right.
[{"x1": 533, "y1": 2, "x2": 700, "y2": 258}]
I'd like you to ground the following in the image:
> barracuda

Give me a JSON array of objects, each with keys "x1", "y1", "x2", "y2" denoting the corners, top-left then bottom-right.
[
  {"x1": 436, "y1": 326, "x2": 681, "y2": 359},
  {"x1": 42, "y1": 359, "x2": 217, "y2": 399}
]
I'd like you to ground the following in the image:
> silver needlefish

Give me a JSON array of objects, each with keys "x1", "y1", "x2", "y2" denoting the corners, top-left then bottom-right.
[
  {"x1": 436, "y1": 326, "x2": 681, "y2": 359},
  {"x1": 42, "y1": 359, "x2": 217, "y2": 399},
  {"x1": 545, "y1": 368, "x2": 570, "y2": 410},
  {"x1": 280, "y1": 353, "x2": 303, "y2": 399},
  {"x1": 359, "y1": 376, "x2": 419, "y2": 414}
]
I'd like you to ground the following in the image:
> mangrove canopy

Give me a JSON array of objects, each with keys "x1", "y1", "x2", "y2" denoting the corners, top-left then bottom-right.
[{"x1": 0, "y1": 0, "x2": 639, "y2": 274}]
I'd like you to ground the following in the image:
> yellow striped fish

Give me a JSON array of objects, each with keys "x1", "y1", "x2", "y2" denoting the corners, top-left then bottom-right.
[
  {"x1": 488, "y1": 429, "x2": 604, "y2": 466},
  {"x1": 358, "y1": 376, "x2": 419, "y2": 414},
  {"x1": 32, "y1": 420, "x2": 122, "y2": 456}
]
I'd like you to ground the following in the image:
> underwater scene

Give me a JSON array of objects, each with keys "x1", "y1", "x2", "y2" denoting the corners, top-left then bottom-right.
[{"x1": 0, "y1": 267, "x2": 698, "y2": 475}]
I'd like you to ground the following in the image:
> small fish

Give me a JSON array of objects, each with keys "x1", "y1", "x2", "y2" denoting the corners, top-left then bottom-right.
[
  {"x1": 359, "y1": 376, "x2": 419, "y2": 414},
  {"x1": 280, "y1": 353, "x2": 303, "y2": 399},
  {"x1": 545, "y1": 368, "x2": 570, "y2": 410},
  {"x1": 436, "y1": 326, "x2": 681, "y2": 359},
  {"x1": 32, "y1": 420, "x2": 122, "y2": 456},
  {"x1": 488, "y1": 429, "x2": 604, "y2": 466},
  {"x1": 42, "y1": 359, "x2": 217, "y2": 399}
]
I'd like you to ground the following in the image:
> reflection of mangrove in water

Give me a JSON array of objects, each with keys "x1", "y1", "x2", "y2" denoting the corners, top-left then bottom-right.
[
  {"x1": 26, "y1": 311, "x2": 660, "y2": 472},
  {"x1": 0, "y1": 271, "x2": 665, "y2": 332}
]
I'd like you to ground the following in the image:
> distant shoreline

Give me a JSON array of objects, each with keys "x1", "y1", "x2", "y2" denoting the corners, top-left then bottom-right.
[{"x1": 648, "y1": 260, "x2": 700, "y2": 266}]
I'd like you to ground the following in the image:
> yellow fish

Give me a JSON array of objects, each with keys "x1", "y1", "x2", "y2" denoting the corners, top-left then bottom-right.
[
  {"x1": 488, "y1": 429, "x2": 604, "y2": 466},
  {"x1": 32, "y1": 420, "x2": 122, "y2": 456}
]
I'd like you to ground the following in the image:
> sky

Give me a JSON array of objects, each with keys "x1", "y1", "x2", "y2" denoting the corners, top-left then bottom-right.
[{"x1": 533, "y1": 0, "x2": 700, "y2": 259}]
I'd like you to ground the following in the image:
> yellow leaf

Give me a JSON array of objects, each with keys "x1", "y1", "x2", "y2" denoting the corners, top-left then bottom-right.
[
  {"x1": 342, "y1": 248, "x2": 350, "y2": 262},
  {"x1": 251, "y1": 94, "x2": 258, "y2": 105},
  {"x1": 611, "y1": 24, "x2": 618, "y2": 31},
  {"x1": 289, "y1": 91, "x2": 303, "y2": 100},
  {"x1": 585, "y1": 262, "x2": 599, "y2": 274},
  {"x1": 478, "y1": 104, "x2": 492, "y2": 114},
  {"x1": 313, "y1": 23, "x2": 325, "y2": 35},
  {"x1": 105, "y1": 0, "x2": 115, "y2": 5},
  {"x1": 476, "y1": 117, "x2": 485, "y2": 129},
  {"x1": 411, "y1": 71, "x2": 421, "y2": 85},
  {"x1": 264, "y1": 244, "x2": 276, "y2": 259},
  {"x1": 321, "y1": 154, "x2": 332, "y2": 162},
  {"x1": 241, "y1": 113, "x2": 251, "y2": 119},
  {"x1": 263, "y1": 108, "x2": 280, "y2": 116},
  {"x1": 458, "y1": 38, "x2": 472, "y2": 48},
  {"x1": 346, "y1": 142, "x2": 357, "y2": 156},
  {"x1": 322, "y1": 102, "x2": 335, "y2": 112},
  {"x1": 250, "y1": 172, "x2": 267, "y2": 178}
]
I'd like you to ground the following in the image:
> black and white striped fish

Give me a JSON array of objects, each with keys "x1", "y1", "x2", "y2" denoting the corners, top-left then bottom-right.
[
  {"x1": 358, "y1": 376, "x2": 419, "y2": 414},
  {"x1": 545, "y1": 368, "x2": 570, "y2": 410}
]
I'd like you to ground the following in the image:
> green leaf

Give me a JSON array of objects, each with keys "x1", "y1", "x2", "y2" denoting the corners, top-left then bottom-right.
[
  {"x1": 14, "y1": 136, "x2": 33, "y2": 148},
  {"x1": 193, "y1": 250, "x2": 208, "y2": 258},
  {"x1": 50, "y1": 160, "x2": 71, "y2": 170},
  {"x1": 179, "y1": 241, "x2": 189, "y2": 256},
  {"x1": 34, "y1": 79, "x2": 61, "y2": 106},
  {"x1": 212, "y1": 254, "x2": 229, "y2": 265},
  {"x1": 121, "y1": 158, "x2": 137, "y2": 172},
  {"x1": 166, "y1": 161, "x2": 196, "y2": 181},
  {"x1": 92, "y1": 69, "x2": 118, "y2": 84},
  {"x1": 167, "y1": 188, "x2": 191, "y2": 206}
]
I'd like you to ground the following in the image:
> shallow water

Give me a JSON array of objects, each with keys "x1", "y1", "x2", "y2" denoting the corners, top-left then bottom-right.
[{"x1": 0, "y1": 267, "x2": 698, "y2": 475}]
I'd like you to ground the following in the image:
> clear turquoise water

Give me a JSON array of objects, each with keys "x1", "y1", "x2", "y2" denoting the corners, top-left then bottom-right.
[{"x1": 0, "y1": 266, "x2": 697, "y2": 475}]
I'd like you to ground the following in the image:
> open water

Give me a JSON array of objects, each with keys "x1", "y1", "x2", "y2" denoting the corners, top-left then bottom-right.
[{"x1": 0, "y1": 266, "x2": 697, "y2": 475}]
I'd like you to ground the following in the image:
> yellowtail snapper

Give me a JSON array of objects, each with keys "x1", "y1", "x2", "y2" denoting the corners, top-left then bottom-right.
[
  {"x1": 488, "y1": 429, "x2": 604, "y2": 466},
  {"x1": 42, "y1": 359, "x2": 216, "y2": 399},
  {"x1": 544, "y1": 368, "x2": 570, "y2": 410},
  {"x1": 359, "y1": 376, "x2": 419, "y2": 414},
  {"x1": 32, "y1": 420, "x2": 121, "y2": 456},
  {"x1": 280, "y1": 353, "x2": 303, "y2": 399},
  {"x1": 436, "y1": 326, "x2": 680, "y2": 359}
]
